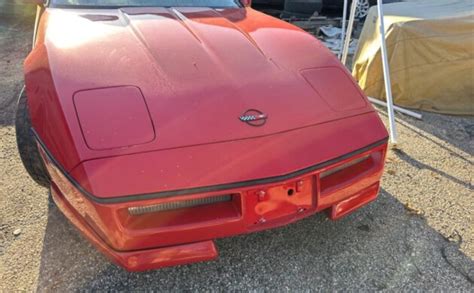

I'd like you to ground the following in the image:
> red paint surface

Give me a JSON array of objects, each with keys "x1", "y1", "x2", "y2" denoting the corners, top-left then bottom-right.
[
  {"x1": 25, "y1": 4, "x2": 389, "y2": 271},
  {"x1": 25, "y1": 7, "x2": 379, "y2": 171},
  {"x1": 74, "y1": 86, "x2": 155, "y2": 150},
  {"x1": 71, "y1": 113, "x2": 387, "y2": 198},
  {"x1": 301, "y1": 67, "x2": 367, "y2": 112}
]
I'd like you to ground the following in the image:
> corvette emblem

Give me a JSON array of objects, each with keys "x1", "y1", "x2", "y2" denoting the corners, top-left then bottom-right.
[{"x1": 239, "y1": 109, "x2": 268, "y2": 127}]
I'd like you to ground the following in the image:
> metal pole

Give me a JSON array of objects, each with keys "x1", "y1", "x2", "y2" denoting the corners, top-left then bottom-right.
[
  {"x1": 368, "y1": 97, "x2": 422, "y2": 120},
  {"x1": 377, "y1": 0, "x2": 397, "y2": 143},
  {"x1": 32, "y1": 5, "x2": 41, "y2": 49},
  {"x1": 338, "y1": 0, "x2": 348, "y2": 59},
  {"x1": 341, "y1": 0, "x2": 358, "y2": 65}
]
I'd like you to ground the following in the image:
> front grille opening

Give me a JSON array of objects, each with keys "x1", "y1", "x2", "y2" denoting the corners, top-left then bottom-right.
[
  {"x1": 320, "y1": 152, "x2": 381, "y2": 196},
  {"x1": 121, "y1": 194, "x2": 242, "y2": 230},
  {"x1": 128, "y1": 194, "x2": 232, "y2": 216}
]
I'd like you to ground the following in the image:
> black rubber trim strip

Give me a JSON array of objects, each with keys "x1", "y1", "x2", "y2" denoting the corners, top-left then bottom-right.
[
  {"x1": 32, "y1": 128, "x2": 388, "y2": 204},
  {"x1": 48, "y1": 4, "x2": 243, "y2": 9}
]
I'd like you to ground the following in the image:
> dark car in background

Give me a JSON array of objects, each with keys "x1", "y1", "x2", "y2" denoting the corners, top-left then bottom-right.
[
  {"x1": 323, "y1": 0, "x2": 374, "y2": 18},
  {"x1": 253, "y1": 0, "x2": 378, "y2": 19}
]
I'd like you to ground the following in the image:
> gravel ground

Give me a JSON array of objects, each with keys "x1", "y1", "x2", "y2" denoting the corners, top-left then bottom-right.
[{"x1": 0, "y1": 11, "x2": 473, "y2": 291}]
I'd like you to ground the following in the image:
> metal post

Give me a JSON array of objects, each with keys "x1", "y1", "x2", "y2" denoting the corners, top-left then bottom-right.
[
  {"x1": 32, "y1": 5, "x2": 42, "y2": 49},
  {"x1": 368, "y1": 97, "x2": 422, "y2": 120},
  {"x1": 341, "y1": 0, "x2": 358, "y2": 65},
  {"x1": 338, "y1": 0, "x2": 348, "y2": 59},
  {"x1": 377, "y1": 0, "x2": 397, "y2": 143}
]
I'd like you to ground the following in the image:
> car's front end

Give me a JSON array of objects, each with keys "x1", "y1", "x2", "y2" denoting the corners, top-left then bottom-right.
[
  {"x1": 20, "y1": 0, "x2": 388, "y2": 271},
  {"x1": 38, "y1": 116, "x2": 387, "y2": 271}
]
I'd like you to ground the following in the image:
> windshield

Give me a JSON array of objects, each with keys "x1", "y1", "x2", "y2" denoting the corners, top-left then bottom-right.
[{"x1": 51, "y1": 0, "x2": 241, "y2": 8}]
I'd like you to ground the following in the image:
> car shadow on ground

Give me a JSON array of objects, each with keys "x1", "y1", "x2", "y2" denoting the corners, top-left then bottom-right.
[
  {"x1": 35, "y1": 188, "x2": 474, "y2": 291},
  {"x1": 393, "y1": 148, "x2": 472, "y2": 190}
]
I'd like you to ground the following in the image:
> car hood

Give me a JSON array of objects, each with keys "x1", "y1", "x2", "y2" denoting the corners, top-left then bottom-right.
[{"x1": 35, "y1": 7, "x2": 373, "y2": 166}]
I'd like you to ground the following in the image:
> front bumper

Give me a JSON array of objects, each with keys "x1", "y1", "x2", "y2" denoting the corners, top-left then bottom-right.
[{"x1": 38, "y1": 135, "x2": 387, "y2": 271}]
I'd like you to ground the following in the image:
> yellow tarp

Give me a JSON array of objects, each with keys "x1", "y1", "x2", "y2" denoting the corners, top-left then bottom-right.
[{"x1": 352, "y1": 0, "x2": 474, "y2": 115}]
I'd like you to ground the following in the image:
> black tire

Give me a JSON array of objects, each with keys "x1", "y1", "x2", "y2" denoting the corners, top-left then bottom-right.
[{"x1": 15, "y1": 87, "x2": 51, "y2": 187}]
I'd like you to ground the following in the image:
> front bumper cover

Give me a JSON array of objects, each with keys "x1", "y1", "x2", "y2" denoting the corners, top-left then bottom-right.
[{"x1": 37, "y1": 131, "x2": 387, "y2": 271}]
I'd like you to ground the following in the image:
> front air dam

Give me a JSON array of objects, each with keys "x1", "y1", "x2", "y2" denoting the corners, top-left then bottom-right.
[{"x1": 50, "y1": 184, "x2": 218, "y2": 271}]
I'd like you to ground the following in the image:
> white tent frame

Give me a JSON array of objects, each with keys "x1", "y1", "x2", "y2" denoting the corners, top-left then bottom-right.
[
  {"x1": 340, "y1": 0, "x2": 403, "y2": 144},
  {"x1": 338, "y1": 0, "x2": 348, "y2": 59},
  {"x1": 341, "y1": 0, "x2": 358, "y2": 65}
]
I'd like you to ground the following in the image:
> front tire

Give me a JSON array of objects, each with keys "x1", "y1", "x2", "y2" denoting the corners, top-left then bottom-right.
[{"x1": 15, "y1": 87, "x2": 51, "y2": 187}]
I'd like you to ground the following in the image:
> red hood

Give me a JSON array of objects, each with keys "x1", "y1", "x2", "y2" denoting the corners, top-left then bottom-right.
[{"x1": 28, "y1": 7, "x2": 373, "y2": 170}]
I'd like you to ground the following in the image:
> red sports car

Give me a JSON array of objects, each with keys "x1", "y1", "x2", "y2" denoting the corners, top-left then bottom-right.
[{"x1": 17, "y1": 0, "x2": 388, "y2": 271}]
